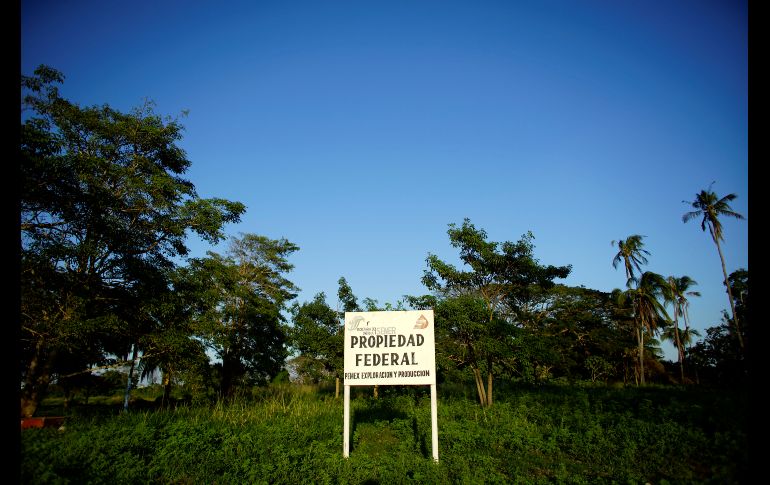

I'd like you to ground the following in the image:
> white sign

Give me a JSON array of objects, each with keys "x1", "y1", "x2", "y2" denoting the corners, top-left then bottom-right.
[
  {"x1": 342, "y1": 310, "x2": 439, "y2": 461},
  {"x1": 343, "y1": 310, "x2": 436, "y2": 386}
]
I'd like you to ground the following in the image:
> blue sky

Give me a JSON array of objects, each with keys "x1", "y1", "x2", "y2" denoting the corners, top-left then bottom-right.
[{"x1": 22, "y1": 0, "x2": 748, "y2": 361}]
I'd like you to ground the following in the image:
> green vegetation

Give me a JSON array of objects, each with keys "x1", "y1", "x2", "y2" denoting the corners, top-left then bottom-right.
[
  {"x1": 20, "y1": 65, "x2": 750, "y2": 482},
  {"x1": 22, "y1": 383, "x2": 748, "y2": 484}
]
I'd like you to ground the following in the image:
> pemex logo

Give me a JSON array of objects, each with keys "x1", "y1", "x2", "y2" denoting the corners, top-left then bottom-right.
[
  {"x1": 414, "y1": 314, "x2": 429, "y2": 329},
  {"x1": 347, "y1": 315, "x2": 367, "y2": 330}
]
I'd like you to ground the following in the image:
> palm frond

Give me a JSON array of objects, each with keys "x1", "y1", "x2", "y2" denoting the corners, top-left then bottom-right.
[{"x1": 681, "y1": 210, "x2": 700, "y2": 224}]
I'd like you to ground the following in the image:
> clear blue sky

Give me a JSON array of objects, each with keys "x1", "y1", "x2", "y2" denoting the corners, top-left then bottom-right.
[{"x1": 22, "y1": 0, "x2": 748, "y2": 361}]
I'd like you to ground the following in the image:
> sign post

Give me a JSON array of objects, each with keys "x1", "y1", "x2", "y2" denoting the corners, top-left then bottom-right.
[{"x1": 342, "y1": 310, "x2": 438, "y2": 462}]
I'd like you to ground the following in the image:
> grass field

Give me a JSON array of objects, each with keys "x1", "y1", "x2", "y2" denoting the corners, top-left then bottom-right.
[{"x1": 20, "y1": 382, "x2": 749, "y2": 484}]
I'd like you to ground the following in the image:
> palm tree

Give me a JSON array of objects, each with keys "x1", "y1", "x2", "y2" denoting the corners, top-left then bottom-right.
[
  {"x1": 661, "y1": 326, "x2": 701, "y2": 358},
  {"x1": 618, "y1": 271, "x2": 669, "y2": 385},
  {"x1": 682, "y1": 183, "x2": 746, "y2": 350},
  {"x1": 664, "y1": 276, "x2": 701, "y2": 383},
  {"x1": 612, "y1": 235, "x2": 650, "y2": 288},
  {"x1": 611, "y1": 235, "x2": 653, "y2": 384},
  {"x1": 679, "y1": 326, "x2": 702, "y2": 357}
]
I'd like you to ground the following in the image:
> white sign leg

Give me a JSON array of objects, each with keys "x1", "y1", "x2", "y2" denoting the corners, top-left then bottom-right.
[
  {"x1": 431, "y1": 383, "x2": 439, "y2": 462},
  {"x1": 343, "y1": 385, "x2": 351, "y2": 458}
]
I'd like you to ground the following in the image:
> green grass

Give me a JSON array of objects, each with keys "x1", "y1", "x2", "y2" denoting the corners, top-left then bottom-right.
[{"x1": 21, "y1": 382, "x2": 749, "y2": 484}]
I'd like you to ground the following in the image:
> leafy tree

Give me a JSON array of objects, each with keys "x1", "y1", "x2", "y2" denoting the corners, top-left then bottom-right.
[
  {"x1": 585, "y1": 355, "x2": 614, "y2": 383},
  {"x1": 336, "y1": 276, "x2": 360, "y2": 314},
  {"x1": 135, "y1": 265, "x2": 213, "y2": 407},
  {"x1": 682, "y1": 183, "x2": 746, "y2": 350},
  {"x1": 688, "y1": 268, "x2": 748, "y2": 385},
  {"x1": 288, "y1": 292, "x2": 344, "y2": 387},
  {"x1": 93, "y1": 369, "x2": 130, "y2": 395},
  {"x1": 688, "y1": 313, "x2": 743, "y2": 385},
  {"x1": 403, "y1": 294, "x2": 438, "y2": 311},
  {"x1": 609, "y1": 288, "x2": 637, "y2": 383},
  {"x1": 423, "y1": 219, "x2": 570, "y2": 405},
  {"x1": 535, "y1": 285, "x2": 632, "y2": 382},
  {"x1": 432, "y1": 295, "x2": 497, "y2": 399},
  {"x1": 193, "y1": 233, "x2": 298, "y2": 398},
  {"x1": 360, "y1": 297, "x2": 406, "y2": 312},
  {"x1": 20, "y1": 65, "x2": 244, "y2": 417}
]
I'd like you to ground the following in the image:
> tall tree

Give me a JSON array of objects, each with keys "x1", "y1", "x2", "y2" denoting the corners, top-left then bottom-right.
[
  {"x1": 423, "y1": 219, "x2": 570, "y2": 406},
  {"x1": 682, "y1": 183, "x2": 746, "y2": 350},
  {"x1": 20, "y1": 65, "x2": 244, "y2": 417},
  {"x1": 616, "y1": 271, "x2": 670, "y2": 385},
  {"x1": 664, "y1": 275, "x2": 700, "y2": 383},
  {"x1": 611, "y1": 235, "x2": 652, "y2": 384},
  {"x1": 194, "y1": 233, "x2": 298, "y2": 398}
]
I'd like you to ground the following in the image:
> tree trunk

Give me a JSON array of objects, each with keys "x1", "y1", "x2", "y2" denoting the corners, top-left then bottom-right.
[
  {"x1": 373, "y1": 385, "x2": 378, "y2": 399},
  {"x1": 220, "y1": 352, "x2": 236, "y2": 399},
  {"x1": 672, "y1": 308, "x2": 685, "y2": 384},
  {"x1": 713, "y1": 232, "x2": 744, "y2": 350},
  {"x1": 335, "y1": 377, "x2": 340, "y2": 399},
  {"x1": 122, "y1": 344, "x2": 139, "y2": 413},
  {"x1": 472, "y1": 367, "x2": 487, "y2": 407},
  {"x1": 638, "y1": 326, "x2": 645, "y2": 385},
  {"x1": 162, "y1": 370, "x2": 172, "y2": 408},
  {"x1": 683, "y1": 319, "x2": 693, "y2": 384},
  {"x1": 20, "y1": 338, "x2": 56, "y2": 418},
  {"x1": 486, "y1": 372, "x2": 493, "y2": 407}
]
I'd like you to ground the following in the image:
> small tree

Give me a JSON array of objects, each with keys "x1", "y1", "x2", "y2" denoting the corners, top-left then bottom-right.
[
  {"x1": 585, "y1": 356, "x2": 614, "y2": 383},
  {"x1": 433, "y1": 294, "x2": 497, "y2": 404},
  {"x1": 289, "y1": 292, "x2": 344, "y2": 394}
]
